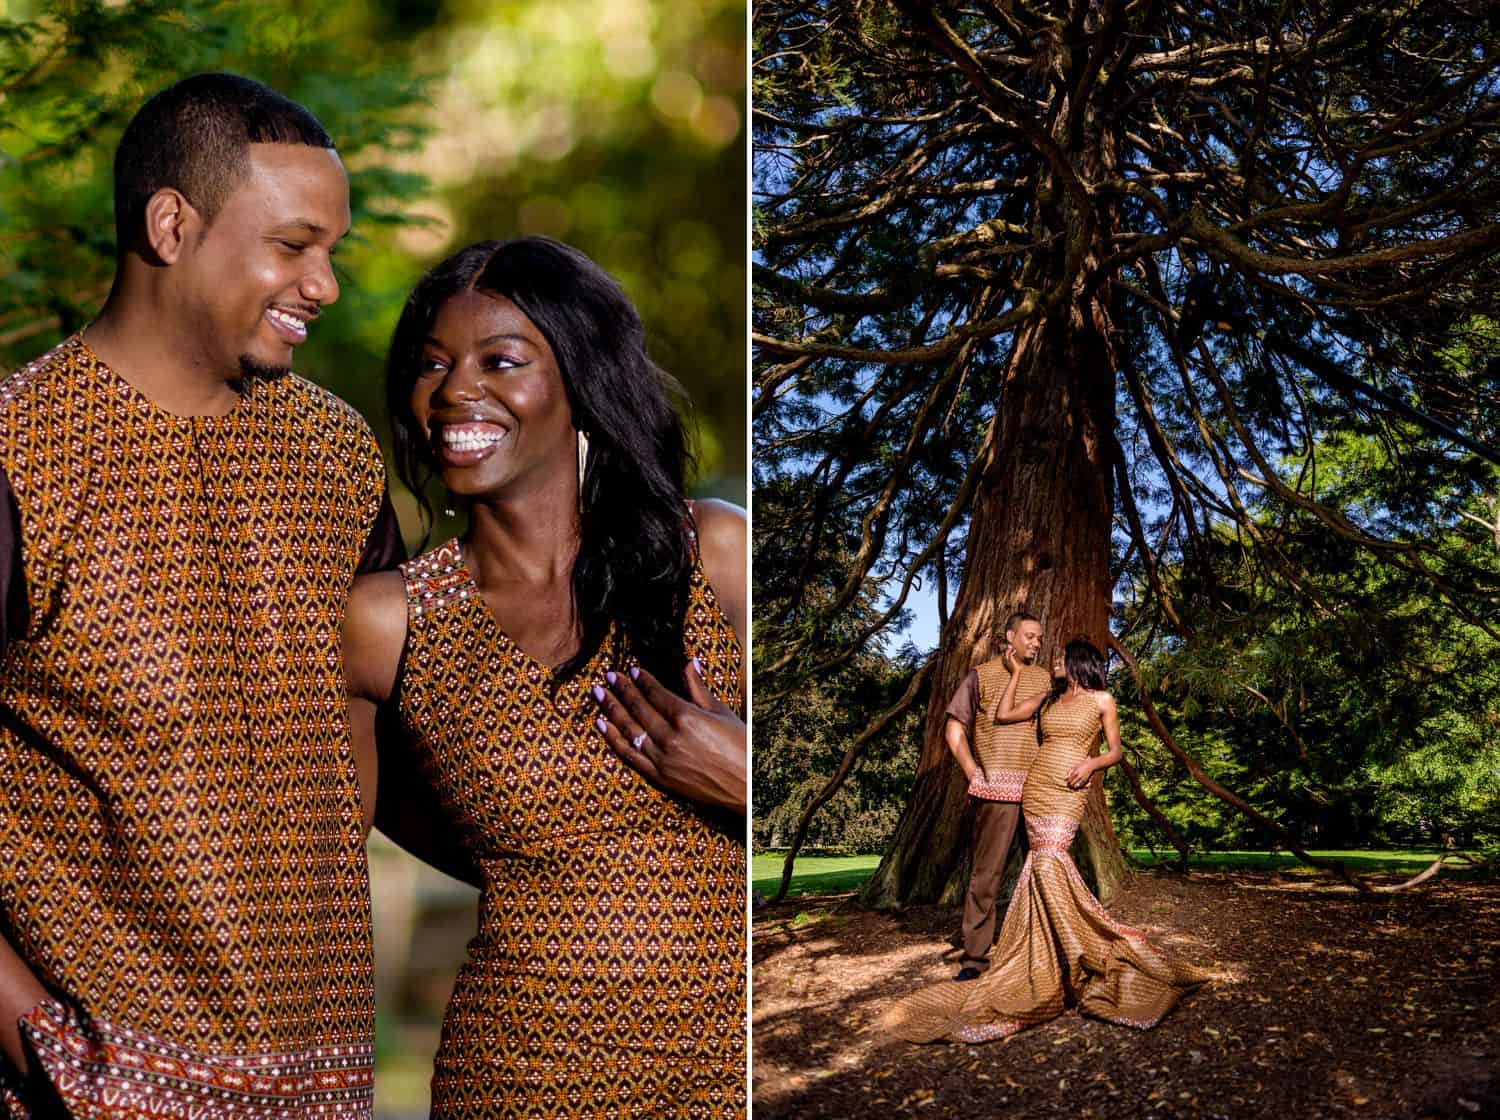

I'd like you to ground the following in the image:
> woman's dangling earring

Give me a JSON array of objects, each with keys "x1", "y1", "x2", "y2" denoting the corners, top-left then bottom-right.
[{"x1": 576, "y1": 429, "x2": 590, "y2": 515}]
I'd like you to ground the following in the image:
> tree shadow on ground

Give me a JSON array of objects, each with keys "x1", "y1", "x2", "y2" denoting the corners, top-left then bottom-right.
[{"x1": 753, "y1": 871, "x2": 1500, "y2": 1119}]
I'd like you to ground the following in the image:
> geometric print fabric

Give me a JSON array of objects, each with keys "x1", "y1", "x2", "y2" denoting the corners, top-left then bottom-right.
[
  {"x1": 888, "y1": 692, "x2": 1209, "y2": 1045},
  {"x1": 0, "y1": 335, "x2": 385, "y2": 1118},
  {"x1": 970, "y1": 659, "x2": 1052, "y2": 802},
  {"x1": 398, "y1": 537, "x2": 747, "y2": 1119}
]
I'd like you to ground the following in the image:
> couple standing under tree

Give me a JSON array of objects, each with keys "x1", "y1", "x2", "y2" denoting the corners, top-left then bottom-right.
[
  {"x1": 0, "y1": 73, "x2": 746, "y2": 1119},
  {"x1": 888, "y1": 613, "x2": 1208, "y2": 1044}
]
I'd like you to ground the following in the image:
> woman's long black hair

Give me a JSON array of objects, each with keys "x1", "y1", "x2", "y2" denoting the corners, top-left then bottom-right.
[
  {"x1": 1037, "y1": 638, "x2": 1110, "y2": 737},
  {"x1": 387, "y1": 237, "x2": 695, "y2": 695}
]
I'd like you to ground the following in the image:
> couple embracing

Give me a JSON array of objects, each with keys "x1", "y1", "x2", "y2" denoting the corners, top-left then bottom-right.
[
  {"x1": 889, "y1": 613, "x2": 1207, "y2": 1044},
  {"x1": 0, "y1": 73, "x2": 745, "y2": 1119}
]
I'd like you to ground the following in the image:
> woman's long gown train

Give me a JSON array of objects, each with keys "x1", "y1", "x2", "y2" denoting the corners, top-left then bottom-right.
[{"x1": 888, "y1": 695, "x2": 1209, "y2": 1044}]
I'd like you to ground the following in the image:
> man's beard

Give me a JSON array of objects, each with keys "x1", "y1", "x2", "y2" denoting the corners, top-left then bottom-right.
[{"x1": 238, "y1": 354, "x2": 293, "y2": 383}]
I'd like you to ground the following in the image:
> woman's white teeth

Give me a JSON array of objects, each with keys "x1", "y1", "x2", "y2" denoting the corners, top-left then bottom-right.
[{"x1": 442, "y1": 428, "x2": 504, "y2": 450}]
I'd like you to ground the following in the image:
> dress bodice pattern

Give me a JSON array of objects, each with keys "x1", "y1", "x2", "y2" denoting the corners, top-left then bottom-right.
[{"x1": 396, "y1": 537, "x2": 746, "y2": 1119}]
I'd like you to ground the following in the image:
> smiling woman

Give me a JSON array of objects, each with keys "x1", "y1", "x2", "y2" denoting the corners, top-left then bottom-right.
[
  {"x1": 411, "y1": 288, "x2": 571, "y2": 501},
  {"x1": 343, "y1": 237, "x2": 748, "y2": 1119}
]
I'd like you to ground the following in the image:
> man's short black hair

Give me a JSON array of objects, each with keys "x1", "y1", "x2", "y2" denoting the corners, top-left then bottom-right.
[
  {"x1": 1003, "y1": 610, "x2": 1040, "y2": 635},
  {"x1": 113, "y1": 72, "x2": 335, "y2": 256}
]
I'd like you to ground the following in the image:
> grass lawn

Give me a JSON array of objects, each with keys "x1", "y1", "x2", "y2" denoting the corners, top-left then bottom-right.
[
  {"x1": 753, "y1": 848, "x2": 1475, "y2": 900},
  {"x1": 752, "y1": 853, "x2": 882, "y2": 899}
]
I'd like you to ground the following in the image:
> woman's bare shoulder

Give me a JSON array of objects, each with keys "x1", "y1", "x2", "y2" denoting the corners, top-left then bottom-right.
[
  {"x1": 687, "y1": 499, "x2": 747, "y2": 634},
  {"x1": 688, "y1": 498, "x2": 747, "y2": 555},
  {"x1": 345, "y1": 570, "x2": 409, "y2": 703}
]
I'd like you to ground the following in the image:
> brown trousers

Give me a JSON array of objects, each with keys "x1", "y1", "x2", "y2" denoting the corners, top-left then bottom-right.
[{"x1": 960, "y1": 798, "x2": 1022, "y2": 971}]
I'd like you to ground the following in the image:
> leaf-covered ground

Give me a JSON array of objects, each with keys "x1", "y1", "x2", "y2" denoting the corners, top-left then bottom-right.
[{"x1": 753, "y1": 870, "x2": 1499, "y2": 1119}]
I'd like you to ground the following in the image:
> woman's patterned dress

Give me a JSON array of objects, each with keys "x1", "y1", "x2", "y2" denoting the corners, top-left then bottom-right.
[
  {"x1": 397, "y1": 537, "x2": 746, "y2": 1118},
  {"x1": 889, "y1": 693, "x2": 1209, "y2": 1043}
]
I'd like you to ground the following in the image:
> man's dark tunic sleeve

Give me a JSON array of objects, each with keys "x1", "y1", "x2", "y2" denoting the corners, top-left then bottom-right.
[
  {"x1": 0, "y1": 463, "x2": 25, "y2": 651},
  {"x1": 355, "y1": 488, "x2": 406, "y2": 575},
  {"x1": 944, "y1": 669, "x2": 980, "y2": 741}
]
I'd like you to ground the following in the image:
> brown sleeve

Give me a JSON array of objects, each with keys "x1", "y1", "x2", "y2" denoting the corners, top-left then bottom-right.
[
  {"x1": 355, "y1": 488, "x2": 406, "y2": 575},
  {"x1": 0, "y1": 462, "x2": 24, "y2": 650},
  {"x1": 944, "y1": 670, "x2": 980, "y2": 737}
]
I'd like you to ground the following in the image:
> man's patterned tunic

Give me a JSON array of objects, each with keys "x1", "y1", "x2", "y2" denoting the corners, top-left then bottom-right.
[{"x1": 0, "y1": 335, "x2": 387, "y2": 1119}]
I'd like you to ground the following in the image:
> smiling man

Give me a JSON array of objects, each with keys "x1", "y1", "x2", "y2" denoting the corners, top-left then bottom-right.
[
  {"x1": 0, "y1": 74, "x2": 400, "y2": 1119},
  {"x1": 943, "y1": 610, "x2": 1054, "y2": 981}
]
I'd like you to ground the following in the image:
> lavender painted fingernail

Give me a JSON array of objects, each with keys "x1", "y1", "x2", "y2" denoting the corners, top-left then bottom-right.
[
  {"x1": 629, "y1": 666, "x2": 640, "y2": 680},
  {"x1": 606, "y1": 670, "x2": 618, "y2": 686},
  {"x1": 594, "y1": 718, "x2": 607, "y2": 734},
  {"x1": 592, "y1": 685, "x2": 606, "y2": 703},
  {"x1": 690, "y1": 657, "x2": 704, "y2": 675}
]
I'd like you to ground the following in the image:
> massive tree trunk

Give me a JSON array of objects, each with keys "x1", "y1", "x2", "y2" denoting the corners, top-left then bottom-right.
[
  {"x1": 859, "y1": 304, "x2": 1126, "y2": 909},
  {"x1": 859, "y1": 53, "x2": 1131, "y2": 909}
]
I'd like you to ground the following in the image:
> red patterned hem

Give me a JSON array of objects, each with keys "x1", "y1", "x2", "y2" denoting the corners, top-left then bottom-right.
[
  {"x1": 17, "y1": 1000, "x2": 373, "y2": 1119},
  {"x1": 956, "y1": 1019, "x2": 1025, "y2": 1044},
  {"x1": 968, "y1": 771, "x2": 1025, "y2": 801},
  {"x1": 1025, "y1": 813, "x2": 1078, "y2": 853},
  {"x1": 1107, "y1": 1012, "x2": 1165, "y2": 1030}
]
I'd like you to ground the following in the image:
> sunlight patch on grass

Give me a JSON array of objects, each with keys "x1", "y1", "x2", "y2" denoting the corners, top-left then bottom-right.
[{"x1": 753, "y1": 849, "x2": 1470, "y2": 900}]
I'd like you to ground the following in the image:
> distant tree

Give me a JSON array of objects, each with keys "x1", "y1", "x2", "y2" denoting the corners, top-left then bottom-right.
[
  {"x1": 752, "y1": 657, "x2": 919, "y2": 856},
  {"x1": 753, "y1": 470, "x2": 929, "y2": 884},
  {"x1": 753, "y1": 0, "x2": 1500, "y2": 906},
  {"x1": 1111, "y1": 426, "x2": 1500, "y2": 859}
]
